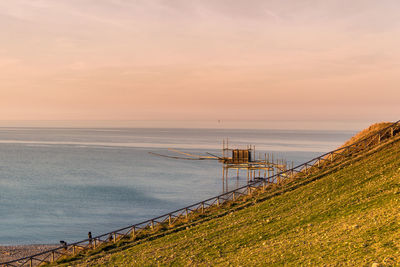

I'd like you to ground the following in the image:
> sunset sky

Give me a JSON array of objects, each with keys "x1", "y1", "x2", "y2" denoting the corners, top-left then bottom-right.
[{"x1": 0, "y1": 0, "x2": 399, "y2": 127}]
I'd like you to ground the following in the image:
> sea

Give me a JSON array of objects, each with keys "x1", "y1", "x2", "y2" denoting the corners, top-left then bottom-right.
[{"x1": 0, "y1": 127, "x2": 356, "y2": 245}]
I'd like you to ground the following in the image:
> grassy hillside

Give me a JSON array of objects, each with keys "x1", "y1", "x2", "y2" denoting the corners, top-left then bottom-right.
[
  {"x1": 58, "y1": 134, "x2": 400, "y2": 266},
  {"x1": 341, "y1": 122, "x2": 392, "y2": 147}
]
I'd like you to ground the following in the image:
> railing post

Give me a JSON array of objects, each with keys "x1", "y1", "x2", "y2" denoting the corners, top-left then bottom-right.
[
  {"x1": 151, "y1": 220, "x2": 154, "y2": 230},
  {"x1": 201, "y1": 202, "x2": 204, "y2": 214},
  {"x1": 94, "y1": 239, "x2": 97, "y2": 249},
  {"x1": 217, "y1": 197, "x2": 220, "y2": 206},
  {"x1": 168, "y1": 214, "x2": 172, "y2": 226},
  {"x1": 51, "y1": 251, "x2": 55, "y2": 262},
  {"x1": 113, "y1": 233, "x2": 116, "y2": 243},
  {"x1": 29, "y1": 257, "x2": 33, "y2": 267},
  {"x1": 378, "y1": 134, "x2": 381, "y2": 144},
  {"x1": 132, "y1": 226, "x2": 136, "y2": 239},
  {"x1": 185, "y1": 208, "x2": 188, "y2": 219},
  {"x1": 232, "y1": 191, "x2": 236, "y2": 201},
  {"x1": 330, "y1": 153, "x2": 333, "y2": 162},
  {"x1": 363, "y1": 140, "x2": 368, "y2": 150},
  {"x1": 391, "y1": 127, "x2": 394, "y2": 137},
  {"x1": 73, "y1": 245, "x2": 76, "y2": 256}
]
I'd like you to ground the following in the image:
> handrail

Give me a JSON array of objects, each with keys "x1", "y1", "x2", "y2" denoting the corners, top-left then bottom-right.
[{"x1": 1, "y1": 120, "x2": 399, "y2": 266}]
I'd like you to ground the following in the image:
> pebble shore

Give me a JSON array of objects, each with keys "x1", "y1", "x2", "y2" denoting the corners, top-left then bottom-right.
[{"x1": 0, "y1": 244, "x2": 59, "y2": 263}]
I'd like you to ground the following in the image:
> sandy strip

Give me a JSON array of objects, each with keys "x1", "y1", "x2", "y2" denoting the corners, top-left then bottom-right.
[{"x1": 0, "y1": 244, "x2": 59, "y2": 263}]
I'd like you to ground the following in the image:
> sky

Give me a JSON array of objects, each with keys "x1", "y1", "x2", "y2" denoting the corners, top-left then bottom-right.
[{"x1": 0, "y1": 0, "x2": 399, "y2": 128}]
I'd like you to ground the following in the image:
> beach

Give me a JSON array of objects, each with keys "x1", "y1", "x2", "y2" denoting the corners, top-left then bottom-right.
[{"x1": 0, "y1": 244, "x2": 58, "y2": 263}]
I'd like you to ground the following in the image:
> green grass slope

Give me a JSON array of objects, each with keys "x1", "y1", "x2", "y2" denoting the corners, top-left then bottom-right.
[{"x1": 61, "y1": 135, "x2": 400, "y2": 266}]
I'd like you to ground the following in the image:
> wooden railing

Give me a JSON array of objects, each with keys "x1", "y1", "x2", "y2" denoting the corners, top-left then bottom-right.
[{"x1": 1, "y1": 120, "x2": 400, "y2": 267}]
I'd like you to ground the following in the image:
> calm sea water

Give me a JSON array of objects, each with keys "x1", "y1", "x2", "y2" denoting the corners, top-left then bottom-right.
[{"x1": 0, "y1": 127, "x2": 355, "y2": 245}]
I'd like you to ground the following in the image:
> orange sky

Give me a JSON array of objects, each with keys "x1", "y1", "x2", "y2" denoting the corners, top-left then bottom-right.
[{"x1": 0, "y1": 0, "x2": 399, "y2": 126}]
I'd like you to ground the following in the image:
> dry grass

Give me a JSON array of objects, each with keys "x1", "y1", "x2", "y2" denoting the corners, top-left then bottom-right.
[{"x1": 341, "y1": 122, "x2": 393, "y2": 148}]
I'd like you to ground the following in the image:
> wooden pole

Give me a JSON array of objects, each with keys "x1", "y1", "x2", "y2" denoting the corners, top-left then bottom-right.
[
  {"x1": 272, "y1": 164, "x2": 275, "y2": 177},
  {"x1": 226, "y1": 168, "x2": 228, "y2": 192},
  {"x1": 236, "y1": 170, "x2": 239, "y2": 188},
  {"x1": 223, "y1": 139, "x2": 225, "y2": 157},
  {"x1": 264, "y1": 153, "x2": 267, "y2": 178},
  {"x1": 222, "y1": 167, "x2": 225, "y2": 193}
]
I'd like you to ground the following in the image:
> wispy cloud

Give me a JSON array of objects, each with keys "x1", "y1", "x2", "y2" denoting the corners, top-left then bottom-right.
[{"x1": 1, "y1": 0, "x2": 400, "y2": 121}]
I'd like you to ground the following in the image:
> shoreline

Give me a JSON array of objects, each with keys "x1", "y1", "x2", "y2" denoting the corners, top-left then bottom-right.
[{"x1": 0, "y1": 244, "x2": 58, "y2": 263}]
